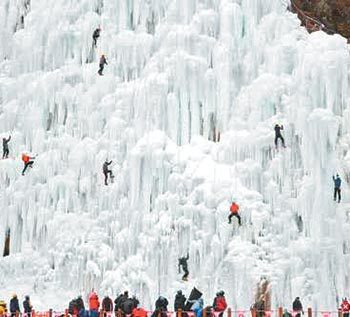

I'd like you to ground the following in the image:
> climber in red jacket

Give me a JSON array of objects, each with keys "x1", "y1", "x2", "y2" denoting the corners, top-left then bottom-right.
[
  {"x1": 228, "y1": 202, "x2": 241, "y2": 226},
  {"x1": 21, "y1": 153, "x2": 36, "y2": 175}
]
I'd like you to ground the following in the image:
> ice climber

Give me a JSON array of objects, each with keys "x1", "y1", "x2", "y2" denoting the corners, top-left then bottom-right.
[
  {"x1": 102, "y1": 296, "x2": 113, "y2": 313},
  {"x1": 341, "y1": 298, "x2": 350, "y2": 317},
  {"x1": 23, "y1": 295, "x2": 32, "y2": 317},
  {"x1": 98, "y1": 54, "x2": 108, "y2": 75},
  {"x1": 174, "y1": 290, "x2": 186, "y2": 311},
  {"x1": 93, "y1": 27, "x2": 101, "y2": 47},
  {"x1": 103, "y1": 159, "x2": 113, "y2": 185},
  {"x1": 2, "y1": 136, "x2": 11, "y2": 159},
  {"x1": 89, "y1": 291, "x2": 100, "y2": 317},
  {"x1": 213, "y1": 291, "x2": 227, "y2": 317},
  {"x1": 292, "y1": 297, "x2": 303, "y2": 317},
  {"x1": 9, "y1": 294, "x2": 20, "y2": 317},
  {"x1": 228, "y1": 201, "x2": 241, "y2": 226},
  {"x1": 22, "y1": 153, "x2": 35, "y2": 175},
  {"x1": 178, "y1": 253, "x2": 189, "y2": 281},
  {"x1": 333, "y1": 174, "x2": 342, "y2": 203},
  {"x1": 274, "y1": 124, "x2": 285, "y2": 149}
]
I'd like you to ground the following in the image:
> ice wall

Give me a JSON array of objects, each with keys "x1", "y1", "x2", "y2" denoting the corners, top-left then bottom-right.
[{"x1": 0, "y1": 0, "x2": 349, "y2": 311}]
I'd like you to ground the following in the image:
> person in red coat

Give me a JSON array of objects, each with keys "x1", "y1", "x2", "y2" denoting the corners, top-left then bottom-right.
[
  {"x1": 341, "y1": 298, "x2": 350, "y2": 317},
  {"x1": 89, "y1": 291, "x2": 100, "y2": 317},
  {"x1": 228, "y1": 202, "x2": 241, "y2": 226},
  {"x1": 132, "y1": 306, "x2": 148, "y2": 317},
  {"x1": 213, "y1": 291, "x2": 227, "y2": 317}
]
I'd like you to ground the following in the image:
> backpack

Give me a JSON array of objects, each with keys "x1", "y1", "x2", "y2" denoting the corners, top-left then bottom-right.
[
  {"x1": 121, "y1": 299, "x2": 134, "y2": 314},
  {"x1": 215, "y1": 297, "x2": 227, "y2": 311}
]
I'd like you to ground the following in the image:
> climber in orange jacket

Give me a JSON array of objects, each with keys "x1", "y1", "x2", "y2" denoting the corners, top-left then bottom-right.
[
  {"x1": 21, "y1": 153, "x2": 36, "y2": 175},
  {"x1": 228, "y1": 202, "x2": 241, "y2": 226}
]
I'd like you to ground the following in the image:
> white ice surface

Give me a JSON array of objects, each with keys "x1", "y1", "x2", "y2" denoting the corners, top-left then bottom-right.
[{"x1": 0, "y1": 0, "x2": 350, "y2": 312}]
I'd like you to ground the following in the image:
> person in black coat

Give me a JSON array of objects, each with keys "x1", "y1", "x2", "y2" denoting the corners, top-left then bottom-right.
[
  {"x1": 114, "y1": 291, "x2": 129, "y2": 312},
  {"x1": 178, "y1": 254, "x2": 189, "y2": 281},
  {"x1": 102, "y1": 296, "x2": 113, "y2": 312},
  {"x1": 131, "y1": 296, "x2": 139, "y2": 309},
  {"x1": 151, "y1": 296, "x2": 169, "y2": 317},
  {"x1": 23, "y1": 296, "x2": 32, "y2": 317},
  {"x1": 98, "y1": 55, "x2": 108, "y2": 75},
  {"x1": 93, "y1": 27, "x2": 101, "y2": 47},
  {"x1": 292, "y1": 297, "x2": 303, "y2": 317},
  {"x1": 76, "y1": 296, "x2": 85, "y2": 312},
  {"x1": 174, "y1": 291, "x2": 186, "y2": 311},
  {"x1": 103, "y1": 160, "x2": 113, "y2": 185},
  {"x1": 274, "y1": 124, "x2": 286, "y2": 149},
  {"x1": 2, "y1": 136, "x2": 11, "y2": 159},
  {"x1": 10, "y1": 294, "x2": 20, "y2": 317}
]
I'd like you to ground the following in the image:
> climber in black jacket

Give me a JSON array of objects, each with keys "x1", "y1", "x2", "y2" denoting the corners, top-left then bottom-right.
[
  {"x1": 274, "y1": 124, "x2": 286, "y2": 149},
  {"x1": 178, "y1": 253, "x2": 189, "y2": 281},
  {"x1": 103, "y1": 159, "x2": 113, "y2": 185}
]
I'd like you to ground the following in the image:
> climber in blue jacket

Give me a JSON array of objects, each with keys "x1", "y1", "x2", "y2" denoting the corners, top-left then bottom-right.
[{"x1": 333, "y1": 174, "x2": 342, "y2": 203}]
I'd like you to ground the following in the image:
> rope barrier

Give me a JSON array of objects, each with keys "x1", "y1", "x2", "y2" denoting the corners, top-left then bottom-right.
[{"x1": 0, "y1": 309, "x2": 346, "y2": 317}]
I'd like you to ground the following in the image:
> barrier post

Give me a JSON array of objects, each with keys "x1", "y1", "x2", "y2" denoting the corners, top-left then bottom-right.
[
  {"x1": 158, "y1": 311, "x2": 161, "y2": 317},
  {"x1": 251, "y1": 309, "x2": 256, "y2": 317},
  {"x1": 16, "y1": 312, "x2": 19, "y2": 317},
  {"x1": 278, "y1": 308, "x2": 283, "y2": 317},
  {"x1": 307, "y1": 308, "x2": 312, "y2": 317},
  {"x1": 228, "y1": 308, "x2": 232, "y2": 317},
  {"x1": 203, "y1": 307, "x2": 207, "y2": 317},
  {"x1": 118, "y1": 309, "x2": 122, "y2": 317},
  {"x1": 32, "y1": 310, "x2": 35, "y2": 317},
  {"x1": 65, "y1": 309, "x2": 68, "y2": 317},
  {"x1": 338, "y1": 308, "x2": 343, "y2": 317},
  {"x1": 178, "y1": 309, "x2": 182, "y2": 317},
  {"x1": 49, "y1": 309, "x2": 53, "y2": 317}
]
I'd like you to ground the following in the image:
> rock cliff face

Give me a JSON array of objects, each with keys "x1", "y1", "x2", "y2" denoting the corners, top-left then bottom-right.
[{"x1": 294, "y1": 0, "x2": 350, "y2": 39}]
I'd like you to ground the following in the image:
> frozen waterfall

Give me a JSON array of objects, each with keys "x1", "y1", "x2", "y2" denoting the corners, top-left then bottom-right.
[{"x1": 0, "y1": 0, "x2": 349, "y2": 312}]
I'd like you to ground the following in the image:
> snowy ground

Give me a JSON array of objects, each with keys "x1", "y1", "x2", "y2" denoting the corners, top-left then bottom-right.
[{"x1": 0, "y1": 0, "x2": 350, "y2": 312}]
